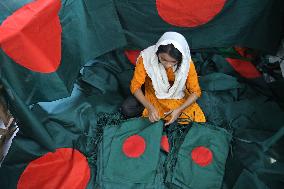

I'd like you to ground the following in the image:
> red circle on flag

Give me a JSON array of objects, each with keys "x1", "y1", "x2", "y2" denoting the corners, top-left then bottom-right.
[
  {"x1": 17, "y1": 148, "x2": 90, "y2": 189},
  {"x1": 191, "y1": 146, "x2": 213, "y2": 167},
  {"x1": 160, "y1": 135, "x2": 170, "y2": 153},
  {"x1": 0, "y1": 0, "x2": 62, "y2": 73},
  {"x1": 122, "y1": 135, "x2": 146, "y2": 158},
  {"x1": 156, "y1": 0, "x2": 227, "y2": 27}
]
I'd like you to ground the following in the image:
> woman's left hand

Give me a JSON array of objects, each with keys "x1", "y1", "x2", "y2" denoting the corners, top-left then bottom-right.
[{"x1": 164, "y1": 109, "x2": 182, "y2": 126}]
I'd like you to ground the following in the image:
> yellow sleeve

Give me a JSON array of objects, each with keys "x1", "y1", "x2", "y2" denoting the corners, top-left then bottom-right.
[
  {"x1": 186, "y1": 60, "x2": 201, "y2": 97},
  {"x1": 130, "y1": 56, "x2": 146, "y2": 94}
]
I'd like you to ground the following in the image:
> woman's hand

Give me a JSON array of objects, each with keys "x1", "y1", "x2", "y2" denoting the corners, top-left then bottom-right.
[
  {"x1": 133, "y1": 89, "x2": 160, "y2": 123},
  {"x1": 164, "y1": 108, "x2": 182, "y2": 126},
  {"x1": 147, "y1": 105, "x2": 160, "y2": 123}
]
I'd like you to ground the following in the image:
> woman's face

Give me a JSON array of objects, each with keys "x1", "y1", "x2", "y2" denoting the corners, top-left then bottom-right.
[{"x1": 157, "y1": 53, "x2": 178, "y2": 69}]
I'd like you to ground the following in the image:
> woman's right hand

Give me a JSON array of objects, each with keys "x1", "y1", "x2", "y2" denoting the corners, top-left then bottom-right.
[
  {"x1": 147, "y1": 105, "x2": 160, "y2": 123},
  {"x1": 133, "y1": 89, "x2": 160, "y2": 122}
]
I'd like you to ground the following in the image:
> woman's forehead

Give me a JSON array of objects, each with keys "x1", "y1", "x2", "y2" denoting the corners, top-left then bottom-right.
[{"x1": 158, "y1": 53, "x2": 177, "y2": 62}]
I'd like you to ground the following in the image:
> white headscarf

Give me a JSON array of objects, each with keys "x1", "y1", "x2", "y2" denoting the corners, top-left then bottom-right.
[{"x1": 141, "y1": 32, "x2": 191, "y2": 99}]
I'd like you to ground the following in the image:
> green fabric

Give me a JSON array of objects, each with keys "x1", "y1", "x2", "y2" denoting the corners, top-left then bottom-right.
[
  {"x1": 80, "y1": 50, "x2": 134, "y2": 113},
  {"x1": 0, "y1": 0, "x2": 32, "y2": 21},
  {"x1": 103, "y1": 118, "x2": 164, "y2": 184},
  {"x1": 199, "y1": 73, "x2": 243, "y2": 91},
  {"x1": 232, "y1": 170, "x2": 270, "y2": 189},
  {"x1": 0, "y1": 76, "x2": 55, "y2": 151},
  {"x1": 96, "y1": 116, "x2": 166, "y2": 189},
  {"x1": 114, "y1": 0, "x2": 284, "y2": 53},
  {"x1": 166, "y1": 123, "x2": 232, "y2": 189},
  {"x1": 0, "y1": 0, "x2": 77, "y2": 104},
  {"x1": 60, "y1": 0, "x2": 127, "y2": 64},
  {"x1": 0, "y1": 0, "x2": 126, "y2": 104},
  {"x1": 0, "y1": 85, "x2": 98, "y2": 189},
  {"x1": 224, "y1": 127, "x2": 284, "y2": 189},
  {"x1": 268, "y1": 79, "x2": 284, "y2": 110},
  {"x1": 0, "y1": 48, "x2": 77, "y2": 105}
]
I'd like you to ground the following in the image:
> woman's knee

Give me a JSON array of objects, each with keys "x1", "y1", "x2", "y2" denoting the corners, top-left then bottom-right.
[{"x1": 120, "y1": 96, "x2": 144, "y2": 118}]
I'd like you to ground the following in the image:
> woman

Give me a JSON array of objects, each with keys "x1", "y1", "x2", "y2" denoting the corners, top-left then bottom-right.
[{"x1": 121, "y1": 32, "x2": 206, "y2": 125}]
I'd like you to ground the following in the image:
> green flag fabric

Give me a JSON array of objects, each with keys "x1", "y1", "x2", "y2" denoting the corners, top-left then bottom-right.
[
  {"x1": 103, "y1": 118, "x2": 163, "y2": 184},
  {"x1": 0, "y1": 0, "x2": 126, "y2": 105},
  {"x1": 114, "y1": 0, "x2": 284, "y2": 53},
  {"x1": 96, "y1": 117, "x2": 166, "y2": 189},
  {"x1": 166, "y1": 123, "x2": 232, "y2": 189}
]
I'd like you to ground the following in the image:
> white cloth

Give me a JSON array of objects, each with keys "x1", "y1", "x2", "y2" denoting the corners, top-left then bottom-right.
[{"x1": 141, "y1": 32, "x2": 191, "y2": 99}]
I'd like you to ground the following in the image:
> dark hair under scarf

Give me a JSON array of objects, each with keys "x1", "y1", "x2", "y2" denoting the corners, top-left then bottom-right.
[{"x1": 156, "y1": 43, "x2": 182, "y2": 72}]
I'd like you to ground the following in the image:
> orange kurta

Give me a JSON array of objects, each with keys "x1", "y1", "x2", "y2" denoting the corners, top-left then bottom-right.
[{"x1": 130, "y1": 56, "x2": 206, "y2": 122}]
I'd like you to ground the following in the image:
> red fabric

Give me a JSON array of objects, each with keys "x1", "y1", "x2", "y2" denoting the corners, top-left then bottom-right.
[
  {"x1": 156, "y1": 0, "x2": 226, "y2": 27},
  {"x1": 160, "y1": 135, "x2": 170, "y2": 153},
  {"x1": 17, "y1": 148, "x2": 90, "y2": 189},
  {"x1": 0, "y1": 0, "x2": 62, "y2": 73},
  {"x1": 191, "y1": 146, "x2": 213, "y2": 167},
  {"x1": 122, "y1": 135, "x2": 146, "y2": 158},
  {"x1": 226, "y1": 58, "x2": 261, "y2": 78},
  {"x1": 234, "y1": 47, "x2": 254, "y2": 59},
  {"x1": 124, "y1": 50, "x2": 141, "y2": 65}
]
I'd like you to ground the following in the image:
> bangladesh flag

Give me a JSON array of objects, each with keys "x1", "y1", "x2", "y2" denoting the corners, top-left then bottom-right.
[
  {"x1": 166, "y1": 123, "x2": 232, "y2": 189},
  {"x1": 103, "y1": 118, "x2": 163, "y2": 184},
  {"x1": 0, "y1": 0, "x2": 126, "y2": 105},
  {"x1": 0, "y1": 85, "x2": 98, "y2": 189},
  {"x1": 114, "y1": 0, "x2": 284, "y2": 53}
]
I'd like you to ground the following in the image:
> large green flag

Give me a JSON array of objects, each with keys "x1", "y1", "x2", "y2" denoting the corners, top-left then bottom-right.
[
  {"x1": 0, "y1": 0, "x2": 126, "y2": 155},
  {"x1": 0, "y1": 0, "x2": 126, "y2": 105},
  {"x1": 114, "y1": 0, "x2": 284, "y2": 53}
]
